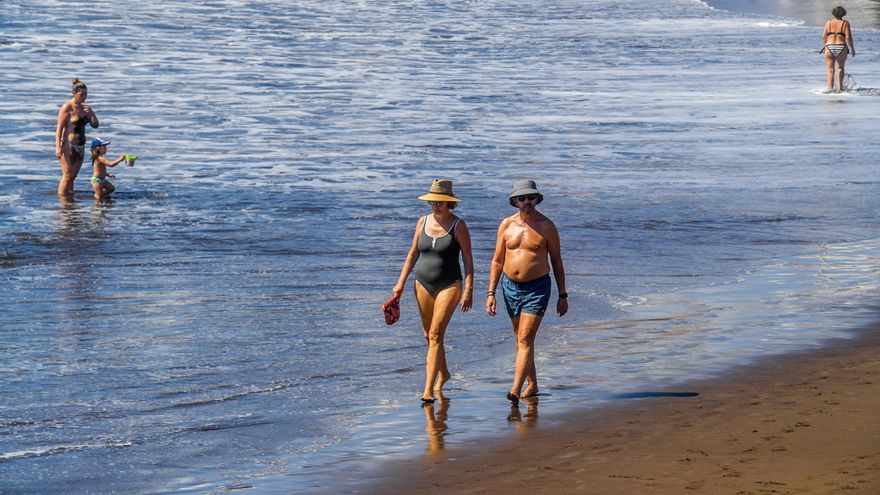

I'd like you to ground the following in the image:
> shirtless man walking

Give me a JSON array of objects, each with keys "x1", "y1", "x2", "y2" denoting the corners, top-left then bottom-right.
[{"x1": 486, "y1": 180, "x2": 568, "y2": 405}]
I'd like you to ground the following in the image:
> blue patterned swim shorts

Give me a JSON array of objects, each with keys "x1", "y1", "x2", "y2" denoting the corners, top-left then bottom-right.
[{"x1": 501, "y1": 273, "x2": 551, "y2": 319}]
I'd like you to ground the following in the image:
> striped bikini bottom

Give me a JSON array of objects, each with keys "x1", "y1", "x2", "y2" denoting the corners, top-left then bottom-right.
[{"x1": 826, "y1": 44, "x2": 848, "y2": 57}]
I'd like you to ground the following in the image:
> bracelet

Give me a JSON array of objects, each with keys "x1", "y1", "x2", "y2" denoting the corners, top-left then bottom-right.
[
  {"x1": 559, "y1": 293, "x2": 568, "y2": 299},
  {"x1": 487, "y1": 290, "x2": 496, "y2": 296}
]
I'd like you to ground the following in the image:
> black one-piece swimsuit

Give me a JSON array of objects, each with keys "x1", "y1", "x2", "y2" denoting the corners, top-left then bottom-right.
[{"x1": 415, "y1": 217, "x2": 462, "y2": 296}]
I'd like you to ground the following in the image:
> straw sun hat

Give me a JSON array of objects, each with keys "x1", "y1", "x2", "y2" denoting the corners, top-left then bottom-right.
[{"x1": 418, "y1": 179, "x2": 461, "y2": 202}]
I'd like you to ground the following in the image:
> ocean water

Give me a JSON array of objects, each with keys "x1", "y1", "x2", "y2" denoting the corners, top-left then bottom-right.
[{"x1": 2, "y1": 0, "x2": 880, "y2": 493}]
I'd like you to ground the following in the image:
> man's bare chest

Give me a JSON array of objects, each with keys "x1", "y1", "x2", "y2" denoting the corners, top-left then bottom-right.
[{"x1": 505, "y1": 224, "x2": 546, "y2": 251}]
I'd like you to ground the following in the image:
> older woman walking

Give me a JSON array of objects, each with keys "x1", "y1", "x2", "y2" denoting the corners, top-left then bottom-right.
[{"x1": 393, "y1": 179, "x2": 474, "y2": 403}]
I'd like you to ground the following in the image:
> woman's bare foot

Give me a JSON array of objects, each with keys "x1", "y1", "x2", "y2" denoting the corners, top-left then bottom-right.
[
  {"x1": 421, "y1": 388, "x2": 436, "y2": 403},
  {"x1": 433, "y1": 371, "x2": 451, "y2": 392},
  {"x1": 522, "y1": 386, "x2": 539, "y2": 398}
]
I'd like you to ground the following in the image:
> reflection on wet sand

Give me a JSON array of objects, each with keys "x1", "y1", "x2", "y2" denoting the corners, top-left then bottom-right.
[
  {"x1": 57, "y1": 194, "x2": 115, "y2": 237},
  {"x1": 57, "y1": 195, "x2": 85, "y2": 237},
  {"x1": 423, "y1": 394, "x2": 449, "y2": 454},
  {"x1": 506, "y1": 396, "x2": 538, "y2": 432},
  {"x1": 54, "y1": 194, "x2": 115, "y2": 321},
  {"x1": 54, "y1": 195, "x2": 96, "y2": 328}
]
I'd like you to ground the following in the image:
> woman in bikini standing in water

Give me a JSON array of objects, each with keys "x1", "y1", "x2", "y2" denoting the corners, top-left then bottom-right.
[
  {"x1": 393, "y1": 179, "x2": 474, "y2": 403},
  {"x1": 822, "y1": 6, "x2": 856, "y2": 93},
  {"x1": 55, "y1": 79, "x2": 99, "y2": 195}
]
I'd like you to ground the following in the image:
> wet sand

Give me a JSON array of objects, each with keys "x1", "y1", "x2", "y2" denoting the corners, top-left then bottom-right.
[{"x1": 366, "y1": 325, "x2": 880, "y2": 494}]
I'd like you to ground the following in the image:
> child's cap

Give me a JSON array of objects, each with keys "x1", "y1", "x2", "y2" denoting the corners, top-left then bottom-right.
[{"x1": 90, "y1": 137, "x2": 111, "y2": 149}]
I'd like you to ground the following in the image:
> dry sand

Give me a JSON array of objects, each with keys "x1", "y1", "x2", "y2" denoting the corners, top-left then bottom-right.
[{"x1": 367, "y1": 326, "x2": 880, "y2": 494}]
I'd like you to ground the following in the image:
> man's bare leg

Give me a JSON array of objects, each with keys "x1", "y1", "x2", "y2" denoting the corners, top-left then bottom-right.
[{"x1": 510, "y1": 312, "x2": 543, "y2": 399}]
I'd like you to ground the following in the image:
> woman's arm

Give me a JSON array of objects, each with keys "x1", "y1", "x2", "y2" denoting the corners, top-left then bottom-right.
[
  {"x1": 846, "y1": 20, "x2": 855, "y2": 56},
  {"x1": 392, "y1": 217, "x2": 424, "y2": 297},
  {"x1": 455, "y1": 220, "x2": 474, "y2": 312},
  {"x1": 55, "y1": 103, "x2": 69, "y2": 158},
  {"x1": 84, "y1": 104, "x2": 99, "y2": 128}
]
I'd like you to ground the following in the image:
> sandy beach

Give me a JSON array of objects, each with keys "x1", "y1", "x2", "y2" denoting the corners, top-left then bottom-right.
[{"x1": 367, "y1": 326, "x2": 880, "y2": 494}]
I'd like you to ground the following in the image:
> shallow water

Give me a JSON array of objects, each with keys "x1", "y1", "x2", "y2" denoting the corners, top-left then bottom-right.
[
  {"x1": 706, "y1": 0, "x2": 880, "y2": 29},
  {"x1": 2, "y1": 0, "x2": 880, "y2": 493}
]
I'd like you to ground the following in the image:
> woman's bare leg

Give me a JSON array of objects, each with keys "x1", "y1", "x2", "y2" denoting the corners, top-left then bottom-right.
[
  {"x1": 825, "y1": 51, "x2": 836, "y2": 91},
  {"x1": 58, "y1": 151, "x2": 77, "y2": 195},
  {"x1": 59, "y1": 146, "x2": 84, "y2": 196},
  {"x1": 415, "y1": 282, "x2": 460, "y2": 400},
  {"x1": 433, "y1": 341, "x2": 451, "y2": 392},
  {"x1": 837, "y1": 51, "x2": 848, "y2": 91}
]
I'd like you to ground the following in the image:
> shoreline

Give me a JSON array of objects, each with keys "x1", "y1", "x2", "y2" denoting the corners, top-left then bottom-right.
[
  {"x1": 704, "y1": 0, "x2": 880, "y2": 29},
  {"x1": 362, "y1": 324, "x2": 880, "y2": 494}
]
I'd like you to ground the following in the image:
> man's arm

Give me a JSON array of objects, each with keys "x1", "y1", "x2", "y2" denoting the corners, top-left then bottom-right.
[
  {"x1": 486, "y1": 218, "x2": 508, "y2": 316},
  {"x1": 546, "y1": 221, "x2": 568, "y2": 316}
]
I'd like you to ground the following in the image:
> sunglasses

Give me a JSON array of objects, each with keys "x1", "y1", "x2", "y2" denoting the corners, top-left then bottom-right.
[
  {"x1": 515, "y1": 194, "x2": 537, "y2": 202},
  {"x1": 428, "y1": 201, "x2": 447, "y2": 206}
]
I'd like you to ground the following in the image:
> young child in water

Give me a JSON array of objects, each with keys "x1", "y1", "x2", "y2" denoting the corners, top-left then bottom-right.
[{"x1": 89, "y1": 137, "x2": 125, "y2": 200}]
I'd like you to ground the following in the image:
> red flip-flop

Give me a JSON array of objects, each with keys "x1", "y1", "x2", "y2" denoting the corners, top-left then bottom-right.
[{"x1": 382, "y1": 293, "x2": 401, "y2": 325}]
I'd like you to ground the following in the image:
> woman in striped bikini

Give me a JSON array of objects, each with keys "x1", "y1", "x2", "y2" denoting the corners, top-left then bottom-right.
[{"x1": 822, "y1": 6, "x2": 856, "y2": 93}]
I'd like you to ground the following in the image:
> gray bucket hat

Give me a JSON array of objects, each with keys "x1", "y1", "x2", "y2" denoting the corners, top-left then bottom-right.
[{"x1": 508, "y1": 179, "x2": 544, "y2": 207}]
